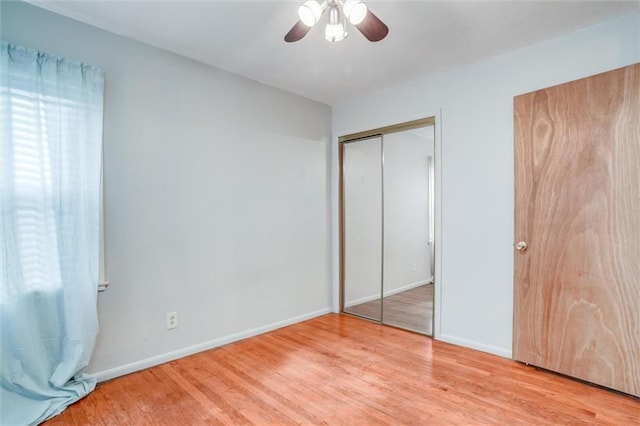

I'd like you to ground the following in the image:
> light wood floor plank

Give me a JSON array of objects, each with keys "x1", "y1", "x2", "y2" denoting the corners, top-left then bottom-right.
[{"x1": 45, "y1": 314, "x2": 639, "y2": 425}]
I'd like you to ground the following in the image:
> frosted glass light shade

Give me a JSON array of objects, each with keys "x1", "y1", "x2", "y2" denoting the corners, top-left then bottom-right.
[
  {"x1": 343, "y1": 0, "x2": 367, "y2": 25},
  {"x1": 325, "y1": 23, "x2": 346, "y2": 42},
  {"x1": 298, "y1": 1, "x2": 323, "y2": 27}
]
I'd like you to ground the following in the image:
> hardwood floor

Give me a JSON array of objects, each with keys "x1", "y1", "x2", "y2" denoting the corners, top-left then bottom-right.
[
  {"x1": 345, "y1": 284, "x2": 433, "y2": 334},
  {"x1": 46, "y1": 314, "x2": 639, "y2": 425}
]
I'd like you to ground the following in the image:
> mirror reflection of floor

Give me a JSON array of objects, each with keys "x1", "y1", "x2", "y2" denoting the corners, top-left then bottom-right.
[{"x1": 344, "y1": 284, "x2": 433, "y2": 335}]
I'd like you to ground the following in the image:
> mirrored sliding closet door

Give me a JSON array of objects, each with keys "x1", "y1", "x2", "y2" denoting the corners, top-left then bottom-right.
[{"x1": 340, "y1": 119, "x2": 435, "y2": 336}]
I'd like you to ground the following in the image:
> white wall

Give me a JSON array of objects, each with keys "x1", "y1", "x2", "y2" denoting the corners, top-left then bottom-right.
[
  {"x1": 332, "y1": 12, "x2": 640, "y2": 358},
  {"x1": 2, "y1": 1, "x2": 332, "y2": 379}
]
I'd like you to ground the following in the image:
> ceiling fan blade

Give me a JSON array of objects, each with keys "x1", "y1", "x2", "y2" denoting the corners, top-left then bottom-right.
[
  {"x1": 355, "y1": 10, "x2": 389, "y2": 42},
  {"x1": 284, "y1": 20, "x2": 312, "y2": 42}
]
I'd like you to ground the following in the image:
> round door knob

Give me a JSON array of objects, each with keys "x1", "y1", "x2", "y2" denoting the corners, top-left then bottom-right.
[{"x1": 515, "y1": 241, "x2": 528, "y2": 252}]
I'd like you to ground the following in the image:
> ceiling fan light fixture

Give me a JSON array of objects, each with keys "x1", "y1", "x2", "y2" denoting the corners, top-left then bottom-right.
[
  {"x1": 343, "y1": 0, "x2": 367, "y2": 25},
  {"x1": 285, "y1": 0, "x2": 387, "y2": 43},
  {"x1": 325, "y1": 4, "x2": 346, "y2": 42},
  {"x1": 298, "y1": 0, "x2": 323, "y2": 27}
]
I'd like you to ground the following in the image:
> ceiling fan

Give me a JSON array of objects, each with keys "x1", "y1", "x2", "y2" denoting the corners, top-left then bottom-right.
[{"x1": 285, "y1": 0, "x2": 389, "y2": 43}]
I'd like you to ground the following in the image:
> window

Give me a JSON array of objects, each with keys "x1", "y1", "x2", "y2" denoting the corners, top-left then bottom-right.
[{"x1": 0, "y1": 42, "x2": 105, "y2": 301}]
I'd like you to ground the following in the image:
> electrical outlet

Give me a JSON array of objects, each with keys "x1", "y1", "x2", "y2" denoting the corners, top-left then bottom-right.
[
  {"x1": 166, "y1": 312, "x2": 178, "y2": 330},
  {"x1": 411, "y1": 262, "x2": 417, "y2": 272}
]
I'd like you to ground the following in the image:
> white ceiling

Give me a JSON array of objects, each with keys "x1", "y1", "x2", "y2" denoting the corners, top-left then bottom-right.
[{"x1": 28, "y1": 0, "x2": 640, "y2": 105}]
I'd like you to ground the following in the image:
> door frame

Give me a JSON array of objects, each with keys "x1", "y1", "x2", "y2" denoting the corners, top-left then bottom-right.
[{"x1": 338, "y1": 116, "x2": 437, "y2": 335}]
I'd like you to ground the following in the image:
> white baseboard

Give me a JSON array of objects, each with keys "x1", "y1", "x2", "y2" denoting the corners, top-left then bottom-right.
[
  {"x1": 88, "y1": 307, "x2": 332, "y2": 383},
  {"x1": 437, "y1": 333, "x2": 512, "y2": 359},
  {"x1": 344, "y1": 293, "x2": 378, "y2": 308},
  {"x1": 344, "y1": 280, "x2": 431, "y2": 308}
]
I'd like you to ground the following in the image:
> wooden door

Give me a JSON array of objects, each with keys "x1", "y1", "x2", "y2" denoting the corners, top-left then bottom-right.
[{"x1": 513, "y1": 64, "x2": 640, "y2": 397}]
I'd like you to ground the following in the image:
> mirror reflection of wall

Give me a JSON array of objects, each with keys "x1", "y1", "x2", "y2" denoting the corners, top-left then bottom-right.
[
  {"x1": 343, "y1": 137, "x2": 382, "y2": 322},
  {"x1": 382, "y1": 126, "x2": 434, "y2": 334},
  {"x1": 341, "y1": 121, "x2": 435, "y2": 336}
]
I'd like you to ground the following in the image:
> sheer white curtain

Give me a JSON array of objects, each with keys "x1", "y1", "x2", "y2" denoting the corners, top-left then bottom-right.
[{"x1": 0, "y1": 42, "x2": 104, "y2": 425}]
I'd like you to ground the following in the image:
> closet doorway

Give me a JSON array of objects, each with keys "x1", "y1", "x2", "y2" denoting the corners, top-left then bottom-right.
[{"x1": 339, "y1": 118, "x2": 436, "y2": 335}]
